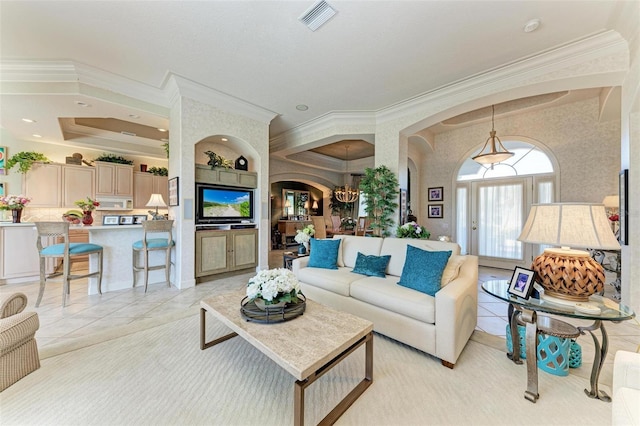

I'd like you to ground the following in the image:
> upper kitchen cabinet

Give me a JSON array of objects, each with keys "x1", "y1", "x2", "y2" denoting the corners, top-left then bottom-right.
[
  {"x1": 133, "y1": 172, "x2": 168, "y2": 208},
  {"x1": 23, "y1": 162, "x2": 95, "y2": 208},
  {"x1": 95, "y1": 161, "x2": 134, "y2": 197}
]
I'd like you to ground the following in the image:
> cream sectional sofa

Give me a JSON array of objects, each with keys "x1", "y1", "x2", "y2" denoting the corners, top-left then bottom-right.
[{"x1": 292, "y1": 235, "x2": 478, "y2": 367}]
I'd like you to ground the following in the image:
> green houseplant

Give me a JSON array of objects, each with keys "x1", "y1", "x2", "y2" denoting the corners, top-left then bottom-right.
[
  {"x1": 93, "y1": 153, "x2": 134, "y2": 165},
  {"x1": 359, "y1": 165, "x2": 399, "y2": 237},
  {"x1": 5, "y1": 151, "x2": 50, "y2": 173}
]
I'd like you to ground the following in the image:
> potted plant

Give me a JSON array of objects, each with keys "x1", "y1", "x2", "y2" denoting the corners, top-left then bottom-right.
[
  {"x1": 5, "y1": 152, "x2": 50, "y2": 174},
  {"x1": 246, "y1": 268, "x2": 302, "y2": 310},
  {"x1": 359, "y1": 165, "x2": 399, "y2": 237},
  {"x1": 148, "y1": 166, "x2": 168, "y2": 176},
  {"x1": 93, "y1": 153, "x2": 134, "y2": 165},
  {"x1": 396, "y1": 221, "x2": 431, "y2": 239}
]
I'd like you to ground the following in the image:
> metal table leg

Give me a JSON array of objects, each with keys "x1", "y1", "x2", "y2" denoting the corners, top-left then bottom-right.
[{"x1": 578, "y1": 320, "x2": 611, "y2": 401}]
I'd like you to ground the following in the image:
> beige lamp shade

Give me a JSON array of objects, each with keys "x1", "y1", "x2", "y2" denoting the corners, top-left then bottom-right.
[
  {"x1": 146, "y1": 194, "x2": 167, "y2": 208},
  {"x1": 602, "y1": 195, "x2": 619, "y2": 208},
  {"x1": 312, "y1": 200, "x2": 319, "y2": 209},
  {"x1": 518, "y1": 203, "x2": 620, "y2": 302}
]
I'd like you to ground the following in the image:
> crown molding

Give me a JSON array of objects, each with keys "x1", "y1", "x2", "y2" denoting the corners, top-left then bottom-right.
[{"x1": 166, "y1": 74, "x2": 278, "y2": 124}]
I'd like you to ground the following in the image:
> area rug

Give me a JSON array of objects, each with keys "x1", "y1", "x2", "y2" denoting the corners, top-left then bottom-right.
[{"x1": 1, "y1": 312, "x2": 610, "y2": 425}]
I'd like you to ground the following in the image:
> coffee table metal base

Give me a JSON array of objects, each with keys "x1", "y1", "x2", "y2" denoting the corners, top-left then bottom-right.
[{"x1": 200, "y1": 308, "x2": 373, "y2": 426}]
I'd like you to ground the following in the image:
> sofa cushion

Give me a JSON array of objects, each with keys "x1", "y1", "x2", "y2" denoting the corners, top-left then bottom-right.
[
  {"x1": 441, "y1": 255, "x2": 465, "y2": 287},
  {"x1": 381, "y1": 237, "x2": 460, "y2": 277},
  {"x1": 352, "y1": 252, "x2": 391, "y2": 278},
  {"x1": 350, "y1": 276, "x2": 435, "y2": 324},
  {"x1": 339, "y1": 236, "x2": 384, "y2": 268},
  {"x1": 398, "y1": 245, "x2": 452, "y2": 296},
  {"x1": 297, "y1": 267, "x2": 360, "y2": 297},
  {"x1": 308, "y1": 238, "x2": 340, "y2": 269}
]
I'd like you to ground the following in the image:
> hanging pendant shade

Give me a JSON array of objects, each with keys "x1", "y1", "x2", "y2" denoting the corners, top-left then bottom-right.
[
  {"x1": 472, "y1": 105, "x2": 514, "y2": 164},
  {"x1": 334, "y1": 145, "x2": 359, "y2": 203}
]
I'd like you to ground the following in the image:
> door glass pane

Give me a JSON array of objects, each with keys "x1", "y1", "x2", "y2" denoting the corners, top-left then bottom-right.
[
  {"x1": 456, "y1": 186, "x2": 468, "y2": 254},
  {"x1": 477, "y1": 183, "x2": 523, "y2": 260}
]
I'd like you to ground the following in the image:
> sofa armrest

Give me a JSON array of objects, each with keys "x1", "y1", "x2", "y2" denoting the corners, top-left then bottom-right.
[
  {"x1": 292, "y1": 255, "x2": 310, "y2": 276},
  {"x1": 1, "y1": 293, "x2": 28, "y2": 319},
  {"x1": 435, "y1": 255, "x2": 478, "y2": 365},
  {"x1": 0, "y1": 311, "x2": 40, "y2": 355},
  {"x1": 613, "y1": 350, "x2": 640, "y2": 394}
]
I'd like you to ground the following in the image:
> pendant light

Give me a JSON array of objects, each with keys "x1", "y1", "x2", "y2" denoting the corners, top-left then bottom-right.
[
  {"x1": 334, "y1": 145, "x2": 359, "y2": 203},
  {"x1": 471, "y1": 105, "x2": 514, "y2": 164}
]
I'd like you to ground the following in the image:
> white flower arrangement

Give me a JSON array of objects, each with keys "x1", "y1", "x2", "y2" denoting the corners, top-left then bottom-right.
[
  {"x1": 246, "y1": 268, "x2": 301, "y2": 305},
  {"x1": 294, "y1": 224, "x2": 315, "y2": 244},
  {"x1": 396, "y1": 221, "x2": 431, "y2": 239}
]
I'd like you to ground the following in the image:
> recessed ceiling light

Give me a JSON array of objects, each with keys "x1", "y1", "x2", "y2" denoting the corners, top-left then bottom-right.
[
  {"x1": 221, "y1": 138, "x2": 228, "y2": 142},
  {"x1": 523, "y1": 18, "x2": 541, "y2": 33},
  {"x1": 75, "y1": 101, "x2": 91, "y2": 107},
  {"x1": 22, "y1": 118, "x2": 36, "y2": 123},
  {"x1": 32, "y1": 134, "x2": 42, "y2": 138},
  {"x1": 158, "y1": 128, "x2": 167, "y2": 132},
  {"x1": 129, "y1": 114, "x2": 141, "y2": 119},
  {"x1": 296, "y1": 104, "x2": 309, "y2": 111}
]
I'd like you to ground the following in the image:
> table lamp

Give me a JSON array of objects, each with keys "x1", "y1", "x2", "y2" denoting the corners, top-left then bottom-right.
[
  {"x1": 518, "y1": 203, "x2": 620, "y2": 303},
  {"x1": 146, "y1": 193, "x2": 167, "y2": 219}
]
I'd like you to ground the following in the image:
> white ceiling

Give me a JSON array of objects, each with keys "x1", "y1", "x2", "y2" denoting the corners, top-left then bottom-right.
[{"x1": 0, "y1": 1, "x2": 634, "y2": 159}]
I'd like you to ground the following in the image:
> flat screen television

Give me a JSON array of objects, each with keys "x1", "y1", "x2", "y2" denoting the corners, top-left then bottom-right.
[{"x1": 196, "y1": 183, "x2": 254, "y2": 224}]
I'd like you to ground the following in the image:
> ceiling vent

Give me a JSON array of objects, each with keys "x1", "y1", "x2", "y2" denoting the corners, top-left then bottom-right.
[
  {"x1": 299, "y1": 0, "x2": 337, "y2": 31},
  {"x1": 121, "y1": 131, "x2": 137, "y2": 137}
]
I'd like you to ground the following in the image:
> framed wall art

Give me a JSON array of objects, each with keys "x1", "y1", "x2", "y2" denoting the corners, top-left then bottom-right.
[
  {"x1": 428, "y1": 204, "x2": 443, "y2": 219},
  {"x1": 0, "y1": 146, "x2": 6, "y2": 175},
  {"x1": 168, "y1": 176, "x2": 179, "y2": 207},
  {"x1": 0, "y1": 182, "x2": 5, "y2": 196},
  {"x1": 399, "y1": 189, "x2": 407, "y2": 225},
  {"x1": 428, "y1": 187, "x2": 443, "y2": 201},
  {"x1": 619, "y1": 169, "x2": 628, "y2": 245}
]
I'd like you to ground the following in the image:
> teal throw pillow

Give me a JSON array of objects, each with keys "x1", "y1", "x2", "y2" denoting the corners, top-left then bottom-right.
[
  {"x1": 398, "y1": 245, "x2": 452, "y2": 296},
  {"x1": 352, "y1": 252, "x2": 391, "y2": 278},
  {"x1": 308, "y1": 238, "x2": 340, "y2": 270}
]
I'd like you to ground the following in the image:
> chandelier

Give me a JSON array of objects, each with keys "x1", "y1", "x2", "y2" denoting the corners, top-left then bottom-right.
[
  {"x1": 334, "y1": 146, "x2": 359, "y2": 203},
  {"x1": 471, "y1": 105, "x2": 514, "y2": 164}
]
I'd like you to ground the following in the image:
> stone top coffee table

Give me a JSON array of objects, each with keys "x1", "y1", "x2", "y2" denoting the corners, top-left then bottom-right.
[{"x1": 200, "y1": 290, "x2": 374, "y2": 426}]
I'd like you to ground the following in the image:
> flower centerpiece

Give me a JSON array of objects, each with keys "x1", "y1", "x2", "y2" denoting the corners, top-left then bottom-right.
[
  {"x1": 294, "y1": 224, "x2": 315, "y2": 254},
  {"x1": 74, "y1": 196, "x2": 100, "y2": 212},
  {"x1": 340, "y1": 217, "x2": 356, "y2": 230},
  {"x1": 0, "y1": 194, "x2": 31, "y2": 223},
  {"x1": 0, "y1": 194, "x2": 31, "y2": 210},
  {"x1": 246, "y1": 268, "x2": 302, "y2": 309},
  {"x1": 397, "y1": 221, "x2": 431, "y2": 239}
]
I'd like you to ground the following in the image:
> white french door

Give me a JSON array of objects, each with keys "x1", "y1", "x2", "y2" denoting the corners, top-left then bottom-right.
[{"x1": 470, "y1": 178, "x2": 531, "y2": 269}]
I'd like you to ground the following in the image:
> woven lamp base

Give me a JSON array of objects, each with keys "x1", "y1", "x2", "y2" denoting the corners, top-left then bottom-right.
[{"x1": 531, "y1": 248, "x2": 604, "y2": 302}]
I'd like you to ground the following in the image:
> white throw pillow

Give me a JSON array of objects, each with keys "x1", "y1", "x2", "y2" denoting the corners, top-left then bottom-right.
[{"x1": 441, "y1": 255, "x2": 465, "y2": 287}]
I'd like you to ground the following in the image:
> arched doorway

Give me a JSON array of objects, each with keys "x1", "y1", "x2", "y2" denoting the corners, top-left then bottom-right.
[{"x1": 455, "y1": 139, "x2": 558, "y2": 269}]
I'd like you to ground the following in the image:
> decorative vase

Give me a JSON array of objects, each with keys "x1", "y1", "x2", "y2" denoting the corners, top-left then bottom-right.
[
  {"x1": 11, "y1": 209, "x2": 22, "y2": 223},
  {"x1": 254, "y1": 298, "x2": 287, "y2": 311},
  {"x1": 82, "y1": 210, "x2": 94, "y2": 226},
  {"x1": 303, "y1": 241, "x2": 310, "y2": 254},
  {"x1": 298, "y1": 243, "x2": 307, "y2": 255}
]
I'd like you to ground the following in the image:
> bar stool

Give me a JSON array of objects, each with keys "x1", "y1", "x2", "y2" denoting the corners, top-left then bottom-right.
[
  {"x1": 35, "y1": 222, "x2": 103, "y2": 307},
  {"x1": 132, "y1": 220, "x2": 174, "y2": 292}
]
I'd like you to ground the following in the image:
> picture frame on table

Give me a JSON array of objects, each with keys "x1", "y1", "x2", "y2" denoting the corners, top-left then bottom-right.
[
  {"x1": 168, "y1": 176, "x2": 179, "y2": 207},
  {"x1": 119, "y1": 215, "x2": 134, "y2": 225},
  {"x1": 133, "y1": 215, "x2": 148, "y2": 225},
  {"x1": 428, "y1": 186, "x2": 443, "y2": 201},
  {"x1": 102, "y1": 215, "x2": 120, "y2": 226},
  {"x1": 508, "y1": 267, "x2": 536, "y2": 299},
  {"x1": 0, "y1": 182, "x2": 5, "y2": 196},
  {"x1": 428, "y1": 204, "x2": 443, "y2": 218},
  {"x1": 619, "y1": 169, "x2": 628, "y2": 246}
]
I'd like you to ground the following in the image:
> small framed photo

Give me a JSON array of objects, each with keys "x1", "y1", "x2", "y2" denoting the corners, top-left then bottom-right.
[
  {"x1": 102, "y1": 215, "x2": 120, "y2": 226},
  {"x1": 508, "y1": 267, "x2": 536, "y2": 299},
  {"x1": 428, "y1": 186, "x2": 443, "y2": 201},
  {"x1": 0, "y1": 182, "x2": 5, "y2": 196},
  {"x1": 133, "y1": 215, "x2": 148, "y2": 224},
  {"x1": 168, "y1": 176, "x2": 179, "y2": 207},
  {"x1": 428, "y1": 204, "x2": 443, "y2": 218},
  {"x1": 119, "y1": 215, "x2": 134, "y2": 225}
]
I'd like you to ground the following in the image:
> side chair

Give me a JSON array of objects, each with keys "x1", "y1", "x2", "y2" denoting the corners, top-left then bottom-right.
[
  {"x1": 132, "y1": 220, "x2": 175, "y2": 292},
  {"x1": 35, "y1": 222, "x2": 104, "y2": 307}
]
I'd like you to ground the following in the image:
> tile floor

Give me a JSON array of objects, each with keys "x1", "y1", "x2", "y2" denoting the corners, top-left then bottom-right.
[{"x1": 2, "y1": 250, "x2": 637, "y2": 364}]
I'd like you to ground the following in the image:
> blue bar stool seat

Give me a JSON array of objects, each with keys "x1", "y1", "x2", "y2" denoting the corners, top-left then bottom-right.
[{"x1": 132, "y1": 220, "x2": 174, "y2": 292}]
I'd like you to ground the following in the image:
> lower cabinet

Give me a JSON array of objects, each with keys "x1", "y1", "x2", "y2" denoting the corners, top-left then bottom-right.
[
  {"x1": 195, "y1": 228, "x2": 257, "y2": 278},
  {"x1": 0, "y1": 226, "x2": 40, "y2": 282}
]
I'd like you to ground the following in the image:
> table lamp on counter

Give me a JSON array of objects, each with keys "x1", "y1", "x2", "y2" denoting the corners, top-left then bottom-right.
[
  {"x1": 146, "y1": 193, "x2": 167, "y2": 220},
  {"x1": 518, "y1": 203, "x2": 621, "y2": 305}
]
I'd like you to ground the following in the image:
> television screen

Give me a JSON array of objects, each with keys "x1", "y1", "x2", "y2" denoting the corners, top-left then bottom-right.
[{"x1": 196, "y1": 184, "x2": 254, "y2": 223}]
